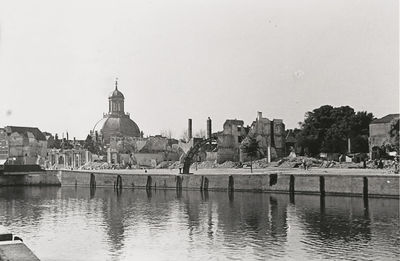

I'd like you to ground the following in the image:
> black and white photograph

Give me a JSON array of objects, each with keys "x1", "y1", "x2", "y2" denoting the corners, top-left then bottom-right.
[{"x1": 0, "y1": 0, "x2": 398, "y2": 260}]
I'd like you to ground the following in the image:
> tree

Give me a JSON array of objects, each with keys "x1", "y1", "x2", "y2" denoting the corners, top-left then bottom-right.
[
  {"x1": 84, "y1": 135, "x2": 101, "y2": 155},
  {"x1": 388, "y1": 118, "x2": 399, "y2": 153},
  {"x1": 194, "y1": 129, "x2": 206, "y2": 139},
  {"x1": 52, "y1": 133, "x2": 61, "y2": 149},
  {"x1": 180, "y1": 129, "x2": 189, "y2": 142},
  {"x1": 297, "y1": 105, "x2": 374, "y2": 156},
  {"x1": 240, "y1": 134, "x2": 261, "y2": 173},
  {"x1": 160, "y1": 129, "x2": 173, "y2": 139}
]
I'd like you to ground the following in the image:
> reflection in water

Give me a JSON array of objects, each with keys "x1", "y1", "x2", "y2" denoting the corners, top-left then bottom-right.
[
  {"x1": 90, "y1": 186, "x2": 96, "y2": 199},
  {"x1": 0, "y1": 187, "x2": 398, "y2": 261}
]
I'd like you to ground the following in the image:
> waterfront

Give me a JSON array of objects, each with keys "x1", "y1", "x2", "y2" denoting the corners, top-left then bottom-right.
[{"x1": 0, "y1": 187, "x2": 398, "y2": 261}]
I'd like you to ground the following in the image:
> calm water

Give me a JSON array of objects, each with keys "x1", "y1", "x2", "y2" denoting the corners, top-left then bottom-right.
[{"x1": 0, "y1": 186, "x2": 398, "y2": 261}]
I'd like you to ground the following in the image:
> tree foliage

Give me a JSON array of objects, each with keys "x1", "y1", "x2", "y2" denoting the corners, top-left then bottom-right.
[
  {"x1": 388, "y1": 119, "x2": 399, "y2": 153},
  {"x1": 84, "y1": 135, "x2": 102, "y2": 155},
  {"x1": 240, "y1": 134, "x2": 261, "y2": 173},
  {"x1": 296, "y1": 105, "x2": 374, "y2": 156},
  {"x1": 52, "y1": 133, "x2": 61, "y2": 149}
]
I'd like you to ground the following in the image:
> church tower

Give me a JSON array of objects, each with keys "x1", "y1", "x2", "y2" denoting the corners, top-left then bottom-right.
[
  {"x1": 93, "y1": 79, "x2": 141, "y2": 144},
  {"x1": 108, "y1": 79, "x2": 125, "y2": 116}
]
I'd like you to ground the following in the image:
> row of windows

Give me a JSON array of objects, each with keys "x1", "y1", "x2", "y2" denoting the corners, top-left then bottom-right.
[{"x1": 110, "y1": 102, "x2": 123, "y2": 111}]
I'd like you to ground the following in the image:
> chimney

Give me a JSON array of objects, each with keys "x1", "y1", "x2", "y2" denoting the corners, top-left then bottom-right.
[
  {"x1": 257, "y1": 111, "x2": 262, "y2": 120},
  {"x1": 207, "y1": 117, "x2": 212, "y2": 139},
  {"x1": 188, "y1": 119, "x2": 192, "y2": 140},
  {"x1": 207, "y1": 117, "x2": 212, "y2": 150}
]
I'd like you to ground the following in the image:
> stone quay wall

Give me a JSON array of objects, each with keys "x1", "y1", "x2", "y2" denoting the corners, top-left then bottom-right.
[
  {"x1": 53, "y1": 170, "x2": 400, "y2": 198},
  {"x1": 0, "y1": 171, "x2": 61, "y2": 186}
]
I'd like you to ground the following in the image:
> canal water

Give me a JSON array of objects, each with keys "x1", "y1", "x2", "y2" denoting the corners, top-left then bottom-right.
[{"x1": 0, "y1": 187, "x2": 398, "y2": 261}]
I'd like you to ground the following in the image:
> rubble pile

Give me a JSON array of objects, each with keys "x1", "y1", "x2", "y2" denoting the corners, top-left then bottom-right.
[
  {"x1": 64, "y1": 156, "x2": 399, "y2": 173},
  {"x1": 243, "y1": 158, "x2": 269, "y2": 169},
  {"x1": 277, "y1": 156, "x2": 323, "y2": 168},
  {"x1": 167, "y1": 161, "x2": 181, "y2": 169},
  {"x1": 164, "y1": 160, "x2": 241, "y2": 170},
  {"x1": 217, "y1": 161, "x2": 240, "y2": 168},
  {"x1": 155, "y1": 161, "x2": 174, "y2": 169},
  {"x1": 78, "y1": 162, "x2": 139, "y2": 170}
]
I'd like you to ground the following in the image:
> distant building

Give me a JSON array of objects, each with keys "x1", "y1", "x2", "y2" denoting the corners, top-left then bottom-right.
[
  {"x1": 0, "y1": 126, "x2": 48, "y2": 165},
  {"x1": 369, "y1": 113, "x2": 399, "y2": 159},
  {"x1": 248, "y1": 112, "x2": 286, "y2": 160},
  {"x1": 92, "y1": 80, "x2": 141, "y2": 145},
  {"x1": 210, "y1": 112, "x2": 286, "y2": 164},
  {"x1": 216, "y1": 119, "x2": 248, "y2": 163}
]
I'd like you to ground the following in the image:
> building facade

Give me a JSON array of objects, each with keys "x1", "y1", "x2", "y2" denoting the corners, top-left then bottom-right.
[
  {"x1": 369, "y1": 114, "x2": 399, "y2": 159},
  {"x1": 0, "y1": 126, "x2": 48, "y2": 165},
  {"x1": 248, "y1": 112, "x2": 286, "y2": 161}
]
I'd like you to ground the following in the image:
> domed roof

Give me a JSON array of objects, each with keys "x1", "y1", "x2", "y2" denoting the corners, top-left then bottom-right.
[
  {"x1": 109, "y1": 88, "x2": 124, "y2": 99},
  {"x1": 93, "y1": 115, "x2": 140, "y2": 143}
]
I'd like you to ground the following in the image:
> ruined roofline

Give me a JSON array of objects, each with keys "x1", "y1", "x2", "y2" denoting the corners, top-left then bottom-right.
[
  {"x1": 370, "y1": 114, "x2": 399, "y2": 124},
  {"x1": 4, "y1": 126, "x2": 46, "y2": 141}
]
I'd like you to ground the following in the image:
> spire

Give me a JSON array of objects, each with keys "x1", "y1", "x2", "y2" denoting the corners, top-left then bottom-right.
[{"x1": 115, "y1": 77, "x2": 118, "y2": 90}]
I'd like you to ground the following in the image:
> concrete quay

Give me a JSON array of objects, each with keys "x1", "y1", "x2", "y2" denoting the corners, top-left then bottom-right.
[{"x1": 53, "y1": 167, "x2": 400, "y2": 198}]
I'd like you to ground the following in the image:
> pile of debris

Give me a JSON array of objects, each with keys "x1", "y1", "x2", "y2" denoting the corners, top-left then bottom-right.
[
  {"x1": 242, "y1": 158, "x2": 269, "y2": 169},
  {"x1": 78, "y1": 162, "x2": 138, "y2": 170},
  {"x1": 161, "y1": 160, "x2": 241, "y2": 170},
  {"x1": 277, "y1": 156, "x2": 323, "y2": 169}
]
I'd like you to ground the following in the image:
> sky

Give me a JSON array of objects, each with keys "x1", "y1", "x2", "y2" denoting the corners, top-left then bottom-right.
[{"x1": 0, "y1": 0, "x2": 398, "y2": 140}]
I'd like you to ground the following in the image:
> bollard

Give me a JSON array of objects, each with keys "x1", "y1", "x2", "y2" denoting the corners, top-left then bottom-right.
[
  {"x1": 204, "y1": 177, "x2": 209, "y2": 191},
  {"x1": 117, "y1": 175, "x2": 122, "y2": 190},
  {"x1": 146, "y1": 176, "x2": 152, "y2": 189},
  {"x1": 319, "y1": 176, "x2": 325, "y2": 197},
  {"x1": 289, "y1": 175, "x2": 295, "y2": 194},
  {"x1": 90, "y1": 173, "x2": 96, "y2": 189},
  {"x1": 176, "y1": 176, "x2": 183, "y2": 190},
  {"x1": 228, "y1": 175, "x2": 234, "y2": 192},
  {"x1": 363, "y1": 177, "x2": 368, "y2": 199}
]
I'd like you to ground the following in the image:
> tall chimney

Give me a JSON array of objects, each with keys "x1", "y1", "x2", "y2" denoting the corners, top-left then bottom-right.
[
  {"x1": 207, "y1": 117, "x2": 212, "y2": 139},
  {"x1": 207, "y1": 117, "x2": 212, "y2": 150},
  {"x1": 188, "y1": 119, "x2": 192, "y2": 140},
  {"x1": 257, "y1": 111, "x2": 262, "y2": 120}
]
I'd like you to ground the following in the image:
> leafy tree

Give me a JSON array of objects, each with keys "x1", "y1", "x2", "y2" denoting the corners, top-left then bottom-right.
[
  {"x1": 52, "y1": 133, "x2": 61, "y2": 149},
  {"x1": 84, "y1": 135, "x2": 101, "y2": 154},
  {"x1": 297, "y1": 105, "x2": 374, "y2": 156},
  {"x1": 388, "y1": 119, "x2": 399, "y2": 153},
  {"x1": 240, "y1": 134, "x2": 261, "y2": 173}
]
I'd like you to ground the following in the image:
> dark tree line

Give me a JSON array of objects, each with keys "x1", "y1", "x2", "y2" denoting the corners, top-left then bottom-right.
[
  {"x1": 296, "y1": 105, "x2": 374, "y2": 156},
  {"x1": 84, "y1": 135, "x2": 103, "y2": 155}
]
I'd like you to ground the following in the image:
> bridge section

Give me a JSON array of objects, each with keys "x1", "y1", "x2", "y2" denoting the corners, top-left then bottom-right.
[{"x1": 182, "y1": 136, "x2": 217, "y2": 174}]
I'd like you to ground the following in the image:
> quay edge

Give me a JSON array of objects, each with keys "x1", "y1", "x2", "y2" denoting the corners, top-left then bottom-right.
[{"x1": 48, "y1": 169, "x2": 400, "y2": 198}]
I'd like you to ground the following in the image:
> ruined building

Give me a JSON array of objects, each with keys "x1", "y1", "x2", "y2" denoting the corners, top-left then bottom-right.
[
  {"x1": 248, "y1": 112, "x2": 286, "y2": 160},
  {"x1": 202, "y1": 112, "x2": 286, "y2": 164},
  {"x1": 215, "y1": 119, "x2": 248, "y2": 163},
  {"x1": 0, "y1": 126, "x2": 48, "y2": 165},
  {"x1": 369, "y1": 113, "x2": 399, "y2": 159}
]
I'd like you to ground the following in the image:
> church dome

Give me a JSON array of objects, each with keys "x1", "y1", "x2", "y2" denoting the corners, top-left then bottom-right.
[
  {"x1": 93, "y1": 79, "x2": 141, "y2": 144},
  {"x1": 109, "y1": 89, "x2": 124, "y2": 99},
  {"x1": 93, "y1": 115, "x2": 141, "y2": 143}
]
